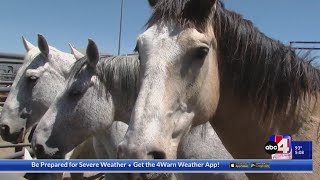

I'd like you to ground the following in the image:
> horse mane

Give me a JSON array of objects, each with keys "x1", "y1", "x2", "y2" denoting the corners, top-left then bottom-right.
[
  {"x1": 67, "y1": 54, "x2": 140, "y2": 100},
  {"x1": 214, "y1": 2, "x2": 320, "y2": 122},
  {"x1": 66, "y1": 56, "x2": 88, "y2": 88},
  {"x1": 96, "y1": 54, "x2": 140, "y2": 99},
  {"x1": 147, "y1": 0, "x2": 320, "y2": 124}
]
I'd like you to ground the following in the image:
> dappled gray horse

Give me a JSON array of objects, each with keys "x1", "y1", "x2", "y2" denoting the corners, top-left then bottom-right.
[
  {"x1": 33, "y1": 39, "x2": 247, "y2": 180},
  {"x1": 0, "y1": 35, "x2": 96, "y2": 180},
  {"x1": 0, "y1": 35, "x2": 74, "y2": 143}
]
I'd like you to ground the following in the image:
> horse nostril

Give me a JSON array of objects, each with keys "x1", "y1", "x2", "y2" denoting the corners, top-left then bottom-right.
[
  {"x1": 148, "y1": 151, "x2": 166, "y2": 159},
  {"x1": 0, "y1": 124, "x2": 9, "y2": 136},
  {"x1": 20, "y1": 112, "x2": 30, "y2": 119},
  {"x1": 34, "y1": 144, "x2": 45, "y2": 156}
]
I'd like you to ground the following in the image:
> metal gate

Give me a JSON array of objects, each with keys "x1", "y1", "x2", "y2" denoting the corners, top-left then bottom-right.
[{"x1": 0, "y1": 52, "x2": 30, "y2": 159}]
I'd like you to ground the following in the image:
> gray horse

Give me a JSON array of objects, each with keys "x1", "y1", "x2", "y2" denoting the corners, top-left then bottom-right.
[
  {"x1": 33, "y1": 39, "x2": 247, "y2": 180},
  {"x1": 0, "y1": 35, "x2": 96, "y2": 180},
  {"x1": 0, "y1": 35, "x2": 74, "y2": 143}
]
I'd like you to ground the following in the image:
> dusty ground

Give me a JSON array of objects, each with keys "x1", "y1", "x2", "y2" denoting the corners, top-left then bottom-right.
[
  {"x1": 0, "y1": 136, "x2": 26, "y2": 179},
  {"x1": 0, "y1": 136, "x2": 15, "y2": 158}
]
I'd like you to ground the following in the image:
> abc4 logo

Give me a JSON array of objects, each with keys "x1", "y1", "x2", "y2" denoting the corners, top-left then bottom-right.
[
  {"x1": 265, "y1": 136, "x2": 291, "y2": 155},
  {"x1": 264, "y1": 141, "x2": 278, "y2": 154}
]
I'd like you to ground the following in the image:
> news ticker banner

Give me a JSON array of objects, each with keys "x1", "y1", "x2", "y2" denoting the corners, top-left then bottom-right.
[{"x1": 0, "y1": 160, "x2": 312, "y2": 173}]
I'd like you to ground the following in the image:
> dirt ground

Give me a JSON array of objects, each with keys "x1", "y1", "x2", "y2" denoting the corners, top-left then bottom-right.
[
  {"x1": 0, "y1": 136, "x2": 15, "y2": 158},
  {"x1": 0, "y1": 136, "x2": 26, "y2": 179}
]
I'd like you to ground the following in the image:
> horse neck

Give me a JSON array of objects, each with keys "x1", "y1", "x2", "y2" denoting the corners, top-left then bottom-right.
[
  {"x1": 109, "y1": 86, "x2": 137, "y2": 123},
  {"x1": 212, "y1": 85, "x2": 320, "y2": 157},
  {"x1": 94, "y1": 121, "x2": 128, "y2": 159},
  {"x1": 215, "y1": 85, "x2": 301, "y2": 134}
]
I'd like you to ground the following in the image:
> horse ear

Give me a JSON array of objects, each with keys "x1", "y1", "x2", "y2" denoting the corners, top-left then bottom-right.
[
  {"x1": 148, "y1": 0, "x2": 158, "y2": 7},
  {"x1": 37, "y1": 34, "x2": 49, "y2": 57},
  {"x1": 69, "y1": 43, "x2": 85, "y2": 60},
  {"x1": 22, "y1": 36, "x2": 35, "y2": 52},
  {"x1": 86, "y1": 39, "x2": 99, "y2": 68}
]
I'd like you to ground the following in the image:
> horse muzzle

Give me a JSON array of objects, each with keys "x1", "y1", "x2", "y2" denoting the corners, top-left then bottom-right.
[{"x1": 0, "y1": 124, "x2": 25, "y2": 143}]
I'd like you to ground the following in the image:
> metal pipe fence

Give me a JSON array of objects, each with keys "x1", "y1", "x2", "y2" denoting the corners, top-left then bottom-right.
[
  {"x1": 290, "y1": 41, "x2": 320, "y2": 50},
  {"x1": 0, "y1": 143, "x2": 31, "y2": 148}
]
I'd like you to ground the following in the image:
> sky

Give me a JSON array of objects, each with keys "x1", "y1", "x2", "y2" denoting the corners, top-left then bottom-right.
[{"x1": 0, "y1": 0, "x2": 320, "y2": 57}]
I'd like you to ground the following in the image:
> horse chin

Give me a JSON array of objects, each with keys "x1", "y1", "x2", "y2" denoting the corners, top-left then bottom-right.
[
  {"x1": 51, "y1": 151, "x2": 64, "y2": 159},
  {"x1": 36, "y1": 150, "x2": 64, "y2": 159},
  {"x1": 33, "y1": 144, "x2": 64, "y2": 159}
]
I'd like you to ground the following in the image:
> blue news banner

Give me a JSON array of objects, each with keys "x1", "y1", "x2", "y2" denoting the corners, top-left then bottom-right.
[{"x1": 0, "y1": 159, "x2": 312, "y2": 172}]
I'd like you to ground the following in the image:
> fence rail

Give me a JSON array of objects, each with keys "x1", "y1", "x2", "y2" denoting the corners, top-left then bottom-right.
[
  {"x1": 290, "y1": 41, "x2": 320, "y2": 50},
  {"x1": 0, "y1": 53, "x2": 24, "y2": 59},
  {"x1": 0, "y1": 143, "x2": 31, "y2": 148},
  {"x1": 0, "y1": 80, "x2": 14, "y2": 85}
]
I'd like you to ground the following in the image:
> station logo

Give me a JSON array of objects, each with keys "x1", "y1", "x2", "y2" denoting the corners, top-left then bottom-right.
[{"x1": 265, "y1": 135, "x2": 292, "y2": 159}]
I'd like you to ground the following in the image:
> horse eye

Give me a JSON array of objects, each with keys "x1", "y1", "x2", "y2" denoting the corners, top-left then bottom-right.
[
  {"x1": 29, "y1": 76, "x2": 38, "y2": 81},
  {"x1": 194, "y1": 47, "x2": 209, "y2": 60}
]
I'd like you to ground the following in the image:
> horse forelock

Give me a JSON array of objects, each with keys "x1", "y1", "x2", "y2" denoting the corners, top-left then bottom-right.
[
  {"x1": 24, "y1": 46, "x2": 75, "y2": 80},
  {"x1": 146, "y1": 0, "x2": 221, "y2": 32},
  {"x1": 24, "y1": 48, "x2": 41, "y2": 63},
  {"x1": 24, "y1": 45, "x2": 74, "y2": 67},
  {"x1": 66, "y1": 56, "x2": 88, "y2": 90}
]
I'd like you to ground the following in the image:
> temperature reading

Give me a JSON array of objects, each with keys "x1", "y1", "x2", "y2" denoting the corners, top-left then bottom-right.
[{"x1": 295, "y1": 146, "x2": 302, "y2": 151}]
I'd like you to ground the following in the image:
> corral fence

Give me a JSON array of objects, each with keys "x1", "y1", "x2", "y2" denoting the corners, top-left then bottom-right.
[
  {"x1": 290, "y1": 41, "x2": 320, "y2": 68},
  {"x1": 290, "y1": 41, "x2": 320, "y2": 50},
  {"x1": 0, "y1": 52, "x2": 30, "y2": 159}
]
